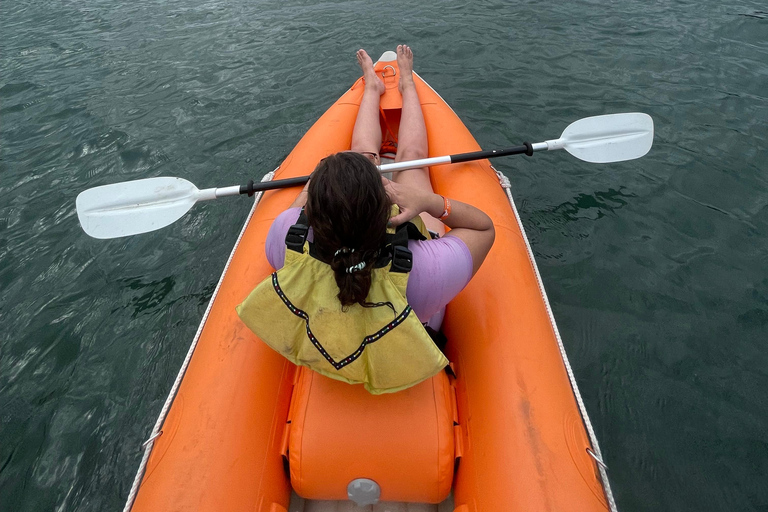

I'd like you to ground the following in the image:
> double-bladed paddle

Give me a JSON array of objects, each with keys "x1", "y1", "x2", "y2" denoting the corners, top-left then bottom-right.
[{"x1": 76, "y1": 112, "x2": 653, "y2": 239}]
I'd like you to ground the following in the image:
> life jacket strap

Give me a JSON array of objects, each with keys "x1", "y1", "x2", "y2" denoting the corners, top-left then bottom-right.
[
  {"x1": 383, "y1": 221, "x2": 426, "y2": 273},
  {"x1": 284, "y1": 209, "x2": 427, "y2": 272},
  {"x1": 390, "y1": 245, "x2": 413, "y2": 273},
  {"x1": 286, "y1": 209, "x2": 309, "y2": 253}
]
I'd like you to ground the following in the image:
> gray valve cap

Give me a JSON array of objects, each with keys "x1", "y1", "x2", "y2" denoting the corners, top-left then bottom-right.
[{"x1": 347, "y1": 478, "x2": 381, "y2": 506}]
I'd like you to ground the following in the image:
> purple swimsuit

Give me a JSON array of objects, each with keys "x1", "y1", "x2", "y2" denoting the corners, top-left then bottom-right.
[{"x1": 265, "y1": 208, "x2": 473, "y2": 328}]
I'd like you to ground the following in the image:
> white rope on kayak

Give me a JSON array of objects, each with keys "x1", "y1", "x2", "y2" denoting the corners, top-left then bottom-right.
[
  {"x1": 495, "y1": 168, "x2": 619, "y2": 512},
  {"x1": 410, "y1": 75, "x2": 618, "y2": 508},
  {"x1": 123, "y1": 170, "x2": 277, "y2": 512}
]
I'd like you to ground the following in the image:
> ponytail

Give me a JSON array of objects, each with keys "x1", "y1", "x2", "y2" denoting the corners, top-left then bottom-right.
[
  {"x1": 329, "y1": 249, "x2": 375, "y2": 308},
  {"x1": 306, "y1": 152, "x2": 391, "y2": 309}
]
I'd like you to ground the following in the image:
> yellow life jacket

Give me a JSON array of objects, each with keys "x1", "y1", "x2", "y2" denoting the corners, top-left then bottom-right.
[{"x1": 236, "y1": 209, "x2": 449, "y2": 394}]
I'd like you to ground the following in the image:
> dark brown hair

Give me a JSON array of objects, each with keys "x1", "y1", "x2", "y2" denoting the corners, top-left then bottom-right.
[{"x1": 306, "y1": 152, "x2": 391, "y2": 308}]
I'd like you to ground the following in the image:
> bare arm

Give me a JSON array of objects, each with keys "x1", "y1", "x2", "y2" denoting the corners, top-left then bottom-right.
[
  {"x1": 288, "y1": 180, "x2": 311, "y2": 209},
  {"x1": 383, "y1": 178, "x2": 494, "y2": 276}
]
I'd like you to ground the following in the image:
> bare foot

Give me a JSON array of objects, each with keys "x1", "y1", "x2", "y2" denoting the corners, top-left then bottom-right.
[
  {"x1": 357, "y1": 49, "x2": 385, "y2": 95},
  {"x1": 397, "y1": 45, "x2": 415, "y2": 93}
]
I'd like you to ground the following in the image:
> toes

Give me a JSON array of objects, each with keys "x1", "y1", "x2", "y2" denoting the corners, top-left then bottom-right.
[{"x1": 357, "y1": 49, "x2": 374, "y2": 71}]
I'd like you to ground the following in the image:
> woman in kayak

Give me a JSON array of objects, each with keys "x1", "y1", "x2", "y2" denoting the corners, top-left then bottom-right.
[
  {"x1": 264, "y1": 45, "x2": 495, "y2": 329},
  {"x1": 240, "y1": 46, "x2": 495, "y2": 392}
]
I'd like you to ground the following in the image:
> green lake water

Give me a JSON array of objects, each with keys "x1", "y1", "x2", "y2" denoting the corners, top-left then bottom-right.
[{"x1": 1, "y1": 0, "x2": 767, "y2": 510}]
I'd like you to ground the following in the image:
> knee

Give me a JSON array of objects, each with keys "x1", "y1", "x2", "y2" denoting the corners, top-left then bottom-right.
[{"x1": 398, "y1": 146, "x2": 428, "y2": 162}]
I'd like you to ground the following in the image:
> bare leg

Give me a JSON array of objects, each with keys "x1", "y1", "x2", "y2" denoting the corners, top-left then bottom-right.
[
  {"x1": 350, "y1": 49, "x2": 385, "y2": 163},
  {"x1": 393, "y1": 45, "x2": 444, "y2": 234}
]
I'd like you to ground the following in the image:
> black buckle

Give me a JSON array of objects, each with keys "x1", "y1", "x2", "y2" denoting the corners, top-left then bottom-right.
[
  {"x1": 390, "y1": 245, "x2": 413, "y2": 273},
  {"x1": 285, "y1": 224, "x2": 308, "y2": 253}
]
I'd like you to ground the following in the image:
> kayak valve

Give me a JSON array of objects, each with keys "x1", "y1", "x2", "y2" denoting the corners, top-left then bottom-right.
[{"x1": 347, "y1": 478, "x2": 381, "y2": 506}]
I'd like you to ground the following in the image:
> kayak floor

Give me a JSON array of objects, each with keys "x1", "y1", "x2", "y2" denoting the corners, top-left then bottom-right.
[{"x1": 289, "y1": 492, "x2": 454, "y2": 512}]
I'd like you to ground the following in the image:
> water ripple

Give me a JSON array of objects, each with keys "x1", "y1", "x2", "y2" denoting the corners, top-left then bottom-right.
[{"x1": 2, "y1": 0, "x2": 768, "y2": 510}]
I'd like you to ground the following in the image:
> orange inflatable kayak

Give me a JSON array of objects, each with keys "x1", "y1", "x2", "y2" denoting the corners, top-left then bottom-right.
[{"x1": 125, "y1": 51, "x2": 617, "y2": 512}]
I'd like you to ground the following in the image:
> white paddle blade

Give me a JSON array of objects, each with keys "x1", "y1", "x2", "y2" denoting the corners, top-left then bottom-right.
[
  {"x1": 76, "y1": 177, "x2": 200, "y2": 239},
  {"x1": 559, "y1": 113, "x2": 654, "y2": 163}
]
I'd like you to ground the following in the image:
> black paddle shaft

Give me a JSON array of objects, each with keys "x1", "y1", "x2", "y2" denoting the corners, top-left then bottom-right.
[
  {"x1": 240, "y1": 176, "x2": 310, "y2": 196},
  {"x1": 449, "y1": 142, "x2": 534, "y2": 163},
  {"x1": 238, "y1": 142, "x2": 534, "y2": 196}
]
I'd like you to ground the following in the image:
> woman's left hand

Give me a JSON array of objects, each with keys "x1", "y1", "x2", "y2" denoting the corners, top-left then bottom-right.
[{"x1": 382, "y1": 177, "x2": 443, "y2": 226}]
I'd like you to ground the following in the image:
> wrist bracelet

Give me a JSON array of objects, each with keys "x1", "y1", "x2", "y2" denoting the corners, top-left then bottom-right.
[{"x1": 438, "y1": 195, "x2": 452, "y2": 221}]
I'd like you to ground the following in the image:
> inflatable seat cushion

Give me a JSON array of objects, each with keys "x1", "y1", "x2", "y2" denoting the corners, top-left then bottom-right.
[{"x1": 288, "y1": 367, "x2": 455, "y2": 503}]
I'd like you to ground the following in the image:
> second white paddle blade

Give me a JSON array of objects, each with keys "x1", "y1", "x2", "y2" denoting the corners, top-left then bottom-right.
[
  {"x1": 559, "y1": 113, "x2": 654, "y2": 163},
  {"x1": 76, "y1": 177, "x2": 200, "y2": 239}
]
